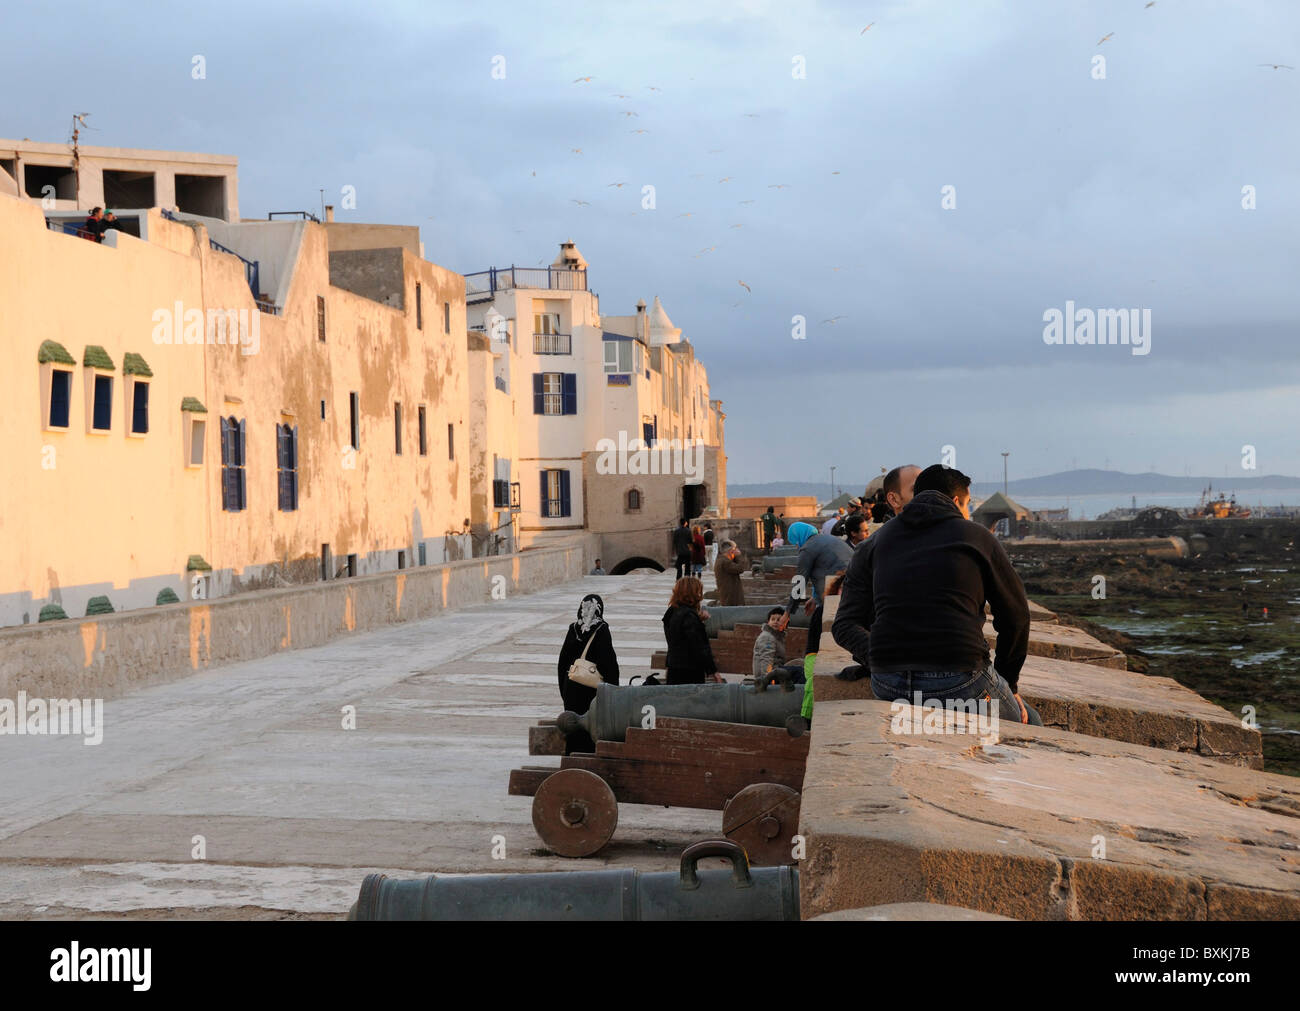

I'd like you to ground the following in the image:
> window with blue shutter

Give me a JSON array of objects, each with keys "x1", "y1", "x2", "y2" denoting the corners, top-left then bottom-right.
[
  {"x1": 539, "y1": 470, "x2": 550, "y2": 517},
  {"x1": 49, "y1": 370, "x2": 72, "y2": 428},
  {"x1": 558, "y1": 469, "x2": 571, "y2": 517},
  {"x1": 221, "y1": 416, "x2": 247, "y2": 511},
  {"x1": 562, "y1": 373, "x2": 577, "y2": 415},
  {"x1": 91, "y1": 375, "x2": 113, "y2": 430},
  {"x1": 533, "y1": 373, "x2": 544, "y2": 415},
  {"x1": 130, "y1": 381, "x2": 149, "y2": 434},
  {"x1": 277, "y1": 423, "x2": 298, "y2": 511}
]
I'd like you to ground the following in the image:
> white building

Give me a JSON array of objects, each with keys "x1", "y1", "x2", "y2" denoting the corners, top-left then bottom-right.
[{"x1": 465, "y1": 241, "x2": 727, "y2": 568}]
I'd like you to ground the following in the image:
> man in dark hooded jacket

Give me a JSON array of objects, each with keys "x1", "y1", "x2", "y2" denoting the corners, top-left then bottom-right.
[{"x1": 831, "y1": 464, "x2": 1038, "y2": 725}]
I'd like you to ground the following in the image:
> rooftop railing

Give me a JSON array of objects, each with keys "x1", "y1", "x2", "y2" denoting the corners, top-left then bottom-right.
[{"x1": 465, "y1": 266, "x2": 588, "y2": 301}]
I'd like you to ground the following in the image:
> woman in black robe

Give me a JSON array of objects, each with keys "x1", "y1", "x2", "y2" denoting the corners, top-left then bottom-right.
[{"x1": 557, "y1": 593, "x2": 620, "y2": 754}]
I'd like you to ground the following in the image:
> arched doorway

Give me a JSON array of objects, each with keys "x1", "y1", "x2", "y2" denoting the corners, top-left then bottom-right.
[{"x1": 609, "y1": 556, "x2": 665, "y2": 575}]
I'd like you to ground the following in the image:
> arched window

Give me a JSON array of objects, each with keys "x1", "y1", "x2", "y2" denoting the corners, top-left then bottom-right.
[{"x1": 626, "y1": 488, "x2": 642, "y2": 511}]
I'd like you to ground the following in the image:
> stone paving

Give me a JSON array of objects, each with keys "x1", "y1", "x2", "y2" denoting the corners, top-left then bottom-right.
[{"x1": 0, "y1": 571, "x2": 715, "y2": 919}]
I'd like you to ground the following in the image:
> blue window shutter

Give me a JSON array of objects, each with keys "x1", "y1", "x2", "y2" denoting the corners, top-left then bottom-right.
[
  {"x1": 132, "y1": 381, "x2": 149, "y2": 433},
  {"x1": 533, "y1": 373, "x2": 544, "y2": 414},
  {"x1": 539, "y1": 471, "x2": 550, "y2": 517},
  {"x1": 237, "y1": 419, "x2": 247, "y2": 510},
  {"x1": 559, "y1": 470, "x2": 571, "y2": 517},
  {"x1": 562, "y1": 373, "x2": 577, "y2": 415}
]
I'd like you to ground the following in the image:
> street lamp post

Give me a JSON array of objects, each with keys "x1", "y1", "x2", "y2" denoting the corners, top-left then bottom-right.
[
  {"x1": 829, "y1": 466, "x2": 837, "y2": 502},
  {"x1": 1001, "y1": 452, "x2": 1009, "y2": 496}
]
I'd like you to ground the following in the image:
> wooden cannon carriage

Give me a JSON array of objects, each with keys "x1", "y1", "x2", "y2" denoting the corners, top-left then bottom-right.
[{"x1": 508, "y1": 715, "x2": 808, "y2": 865}]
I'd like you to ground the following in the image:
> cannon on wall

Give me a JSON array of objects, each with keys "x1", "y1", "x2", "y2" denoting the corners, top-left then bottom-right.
[
  {"x1": 703, "y1": 604, "x2": 813, "y2": 637},
  {"x1": 557, "y1": 680, "x2": 806, "y2": 742},
  {"x1": 510, "y1": 697, "x2": 808, "y2": 863},
  {"x1": 348, "y1": 840, "x2": 799, "y2": 921}
]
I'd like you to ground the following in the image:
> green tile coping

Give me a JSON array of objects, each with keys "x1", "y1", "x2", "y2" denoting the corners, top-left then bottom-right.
[
  {"x1": 123, "y1": 352, "x2": 154, "y2": 377},
  {"x1": 83, "y1": 345, "x2": 116, "y2": 370},
  {"x1": 186, "y1": 555, "x2": 212, "y2": 572},
  {"x1": 181, "y1": 396, "x2": 207, "y2": 413},
  {"x1": 38, "y1": 340, "x2": 76, "y2": 366},
  {"x1": 38, "y1": 603, "x2": 68, "y2": 622},
  {"x1": 155, "y1": 587, "x2": 181, "y2": 605},
  {"x1": 85, "y1": 595, "x2": 115, "y2": 616}
]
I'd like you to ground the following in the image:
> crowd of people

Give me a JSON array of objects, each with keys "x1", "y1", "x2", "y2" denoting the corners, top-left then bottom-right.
[{"x1": 556, "y1": 461, "x2": 1040, "y2": 752}]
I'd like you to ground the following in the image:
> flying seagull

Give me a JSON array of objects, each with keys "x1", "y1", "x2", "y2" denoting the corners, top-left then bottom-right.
[
  {"x1": 676, "y1": 212, "x2": 693, "y2": 218},
  {"x1": 623, "y1": 110, "x2": 639, "y2": 116},
  {"x1": 738, "y1": 199, "x2": 755, "y2": 204},
  {"x1": 821, "y1": 316, "x2": 847, "y2": 324},
  {"x1": 647, "y1": 85, "x2": 661, "y2": 91},
  {"x1": 1097, "y1": 32, "x2": 1114, "y2": 45},
  {"x1": 718, "y1": 176, "x2": 733, "y2": 183},
  {"x1": 573, "y1": 76, "x2": 594, "y2": 83},
  {"x1": 1258, "y1": 63, "x2": 1294, "y2": 69},
  {"x1": 1145, "y1": 2, "x2": 1155, "y2": 8},
  {"x1": 768, "y1": 183, "x2": 790, "y2": 189},
  {"x1": 571, "y1": 148, "x2": 583, "y2": 154},
  {"x1": 730, "y1": 223, "x2": 743, "y2": 228},
  {"x1": 612, "y1": 93, "x2": 630, "y2": 98},
  {"x1": 571, "y1": 199, "x2": 590, "y2": 206},
  {"x1": 861, "y1": 23, "x2": 874, "y2": 34},
  {"x1": 629, "y1": 129, "x2": 649, "y2": 134},
  {"x1": 607, "y1": 181, "x2": 627, "y2": 188},
  {"x1": 738, "y1": 280, "x2": 751, "y2": 292}
]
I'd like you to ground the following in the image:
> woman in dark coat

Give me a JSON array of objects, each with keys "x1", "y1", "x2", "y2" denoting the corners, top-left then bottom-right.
[
  {"x1": 557, "y1": 593, "x2": 620, "y2": 754},
  {"x1": 690, "y1": 526, "x2": 707, "y2": 577},
  {"x1": 662, "y1": 577, "x2": 719, "y2": 685}
]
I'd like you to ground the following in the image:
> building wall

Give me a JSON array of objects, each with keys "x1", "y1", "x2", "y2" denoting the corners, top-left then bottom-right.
[{"x1": 0, "y1": 190, "x2": 470, "y2": 628}]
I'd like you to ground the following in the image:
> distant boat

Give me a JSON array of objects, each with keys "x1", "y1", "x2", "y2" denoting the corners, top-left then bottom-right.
[{"x1": 1188, "y1": 484, "x2": 1252, "y2": 519}]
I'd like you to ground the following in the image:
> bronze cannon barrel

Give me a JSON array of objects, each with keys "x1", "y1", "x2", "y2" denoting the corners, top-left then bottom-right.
[
  {"x1": 349, "y1": 840, "x2": 799, "y2": 921},
  {"x1": 703, "y1": 604, "x2": 812, "y2": 637},
  {"x1": 557, "y1": 680, "x2": 805, "y2": 743}
]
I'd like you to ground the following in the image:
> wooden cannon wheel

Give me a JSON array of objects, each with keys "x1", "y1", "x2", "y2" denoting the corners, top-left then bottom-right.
[
  {"x1": 721, "y1": 783, "x2": 801, "y2": 867},
  {"x1": 531, "y1": 768, "x2": 619, "y2": 858}
]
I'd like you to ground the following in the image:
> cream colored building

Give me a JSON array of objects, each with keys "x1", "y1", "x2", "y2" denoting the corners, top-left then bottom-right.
[
  {"x1": 0, "y1": 143, "x2": 470, "y2": 628},
  {"x1": 465, "y1": 241, "x2": 727, "y2": 572}
]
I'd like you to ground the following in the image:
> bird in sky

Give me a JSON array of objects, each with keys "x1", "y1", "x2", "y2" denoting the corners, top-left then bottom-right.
[
  {"x1": 718, "y1": 176, "x2": 733, "y2": 183},
  {"x1": 861, "y1": 23, "x2": 874, "y2": 34},
  {"x1": 1258, "y1": 63, "x2": 1295, "y2": 69},
  {"x1": 629, "y1": 129, "x2": 649, "y2": 134},
  {"x1": 768, "y1": 183, "x2": 790, "y2": 189},
  {"x1": 607, "y1": 181, "x2": 627, "y2": 188},
  {"x1": 744, "y1": 113, "x2": 760, "y2": 118},
  {"x1": 694, "y1": 247, "x2": 717, "y2": 258},
  {"x1": 831, "y1": 171, "x2": 841, "y2": 175},
  {"x1": 573, "y1": 76, "x2": 594, "y2": 83},
  {"x1": 647, "y1": 85, "x2": 661, "y2": 91},
  {"x1": 571, "y1": 199, "x2": 590, "y2": 206},
  {"x1": 623, "y1": 110, "x2": 639, "y2": 116},
  {"x1": 739, "y1": 199, "x2": 756, "y2": 205},
  {"x1": 676, "y1": 212, "x2": 693, "y2": 218},
  {"x1": 708, "y1": 148, "x2": 723, "y2": 154},
  {"x1": 1144, "y1": 2, "x2": 1155, "y2": 8},
  {"x1": 612, "y1": 93, "x2": 630, "y2": 98},
  {"x1": 1097, "y1": 32, "x2": 1114, "y2": 45},
  {"x1": 738, "y1": 280, "x2": 752, "y2": 292},
  {"x1": 571, "y1": 148, "x2": 583, "y2": 154},
  {"x1": 730, "y1": 223, "x2": 743, "y2": 229},
  {"x1": 822, "y1": 316, "x2": 847, "y2": 324},
  {"x1": 530, "y1": 170, "x2": 536, "y2": 176}
]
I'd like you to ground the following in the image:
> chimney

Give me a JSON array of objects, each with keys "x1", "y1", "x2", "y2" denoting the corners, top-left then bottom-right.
[{"x1": 324, "y1": 205, "x2": 335, "y2": 223}]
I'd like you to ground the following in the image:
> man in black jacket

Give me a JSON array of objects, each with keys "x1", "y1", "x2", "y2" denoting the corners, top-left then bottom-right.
[
  {"x1": 671, "y1": 518, "x2": 692, "y2": 579},
  {"x1": 831, "y1": 464, "x2": 1039, "y2": 726}
]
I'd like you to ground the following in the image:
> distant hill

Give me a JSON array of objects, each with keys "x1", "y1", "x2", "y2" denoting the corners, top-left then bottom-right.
[{"x1": 729, "y1": 470, "x2": 1300, "y2": 501}]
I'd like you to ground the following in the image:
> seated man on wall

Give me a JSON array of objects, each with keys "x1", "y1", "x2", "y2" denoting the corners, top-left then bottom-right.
[{"x1": 832, "y1": 464, "x2": 1040, "y2": 726}]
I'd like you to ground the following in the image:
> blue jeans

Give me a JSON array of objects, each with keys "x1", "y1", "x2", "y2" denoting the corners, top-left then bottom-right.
[{"x1": 869, "y1": 667, "x2": 1043, "y2": 727}]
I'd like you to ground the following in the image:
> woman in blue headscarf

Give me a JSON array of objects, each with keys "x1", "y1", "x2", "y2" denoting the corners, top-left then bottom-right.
[{"x1": 777, "y1": 521, "x2": 853, "y2": 631}]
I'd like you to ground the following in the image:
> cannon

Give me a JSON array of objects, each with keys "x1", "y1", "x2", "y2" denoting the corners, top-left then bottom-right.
[
  {"x1": 348, "y1": 839, "x2": 799, "y2": 921},
  {"x1": 703, "y1": 604, "x2": 812, "y2": 637},
  {"x1": 510, "y1": 712, "x2": 809, "y2": 863},
  {"x1": 556, "y1": 680, "x2": 806, "y2": 743},
  {"x1": 759, "y1": 555, "x2": 802, "y2": 573}
]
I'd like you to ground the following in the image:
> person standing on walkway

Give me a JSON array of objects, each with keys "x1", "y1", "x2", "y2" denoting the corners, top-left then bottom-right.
[
  {"x1": 713, "y1": 540, "x2": 748, "y2": 606},
  {"x1": 690, "y1": 525, "x2": 707, "y2": 577},
  {"x1": 671, "y1": 518, "x2": 692, "y2": 579},
  {"x1": 557, "y1": 593, "x2": 620, "y2": 754},
  {"x1": 663, "y1": 577, "x2": 720, "y2": 685},
  {"x1": 760, "y1": 506, "x2": 778, "y2": 552},
  {"x1": 703, "y1": 522, "x2": 717, "y2": 567}
]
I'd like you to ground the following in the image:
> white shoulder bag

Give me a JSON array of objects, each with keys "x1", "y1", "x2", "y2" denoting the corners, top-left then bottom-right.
[{"x1": 567, "y1": 624, "x2": 604, "y2": 688}]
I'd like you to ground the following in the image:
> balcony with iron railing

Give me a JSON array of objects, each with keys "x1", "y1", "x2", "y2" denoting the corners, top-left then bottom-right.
[
  {"x1": 533, "y1": 332, "x2": 572, "y2": 355},
  {"x1": 465, "y1": 265, "x2": 589, "y2": 302}
]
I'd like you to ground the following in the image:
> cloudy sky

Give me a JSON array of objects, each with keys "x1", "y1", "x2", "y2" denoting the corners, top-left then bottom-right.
[{"x1": 6, "y1": 0, "x2": 1297, "y2": 487}]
